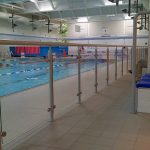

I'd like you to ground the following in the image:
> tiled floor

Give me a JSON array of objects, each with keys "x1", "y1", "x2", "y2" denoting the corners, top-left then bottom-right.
[{"x1": 14, "y1": 75, "x2": 150, "y2": 150}]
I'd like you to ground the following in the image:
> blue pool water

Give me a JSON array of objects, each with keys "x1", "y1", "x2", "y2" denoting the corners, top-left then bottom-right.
[{"x1": 0, "y1": 58, "x2": 106, "y2": 96}]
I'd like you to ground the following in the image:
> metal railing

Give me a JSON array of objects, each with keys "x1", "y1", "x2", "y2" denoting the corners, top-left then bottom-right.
[
  {"x1": 132, "y1": 11, "x2": 150, "y2": 113},
  {"x1": 0, "y1": 40, "x2": 147, "y2": 149}
]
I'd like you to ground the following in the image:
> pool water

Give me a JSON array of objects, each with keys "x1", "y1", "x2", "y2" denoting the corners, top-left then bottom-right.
[{"x1": 0, "y1": 58, "x2": 106, "y2": 96}]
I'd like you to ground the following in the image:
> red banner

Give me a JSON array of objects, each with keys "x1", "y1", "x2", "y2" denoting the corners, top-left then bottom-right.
[{"x1": 15, "y1": 46, "x2": 40, "y2": 55}]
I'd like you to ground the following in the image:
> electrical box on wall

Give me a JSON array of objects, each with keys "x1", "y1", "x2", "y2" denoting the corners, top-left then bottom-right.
[{"x1": 75, "y1": 25, "x2": 80, "y2": 32}]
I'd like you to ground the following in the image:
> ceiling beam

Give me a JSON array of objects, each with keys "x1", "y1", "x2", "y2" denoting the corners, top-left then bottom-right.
[{"x1": 0, "y1": 3, "x2": 25, "y2": 10}]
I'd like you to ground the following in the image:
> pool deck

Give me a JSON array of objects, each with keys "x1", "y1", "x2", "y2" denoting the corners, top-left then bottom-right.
[{"x1": 13, "y1": 74, "x2": 150, "y2": 150}]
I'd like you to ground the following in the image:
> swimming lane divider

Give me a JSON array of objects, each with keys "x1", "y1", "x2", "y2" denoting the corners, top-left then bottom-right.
[{"x1": 0, "y1": 64, "x2": 64, "y2": 76}]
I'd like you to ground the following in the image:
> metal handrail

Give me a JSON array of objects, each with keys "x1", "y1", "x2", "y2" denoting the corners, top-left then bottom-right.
[
  {"x1": 0, "y1": 40, "x2": 148, "y2": 48},
  {"x1": 0, "y1": 38, "x2": 148, "y2": 149}
]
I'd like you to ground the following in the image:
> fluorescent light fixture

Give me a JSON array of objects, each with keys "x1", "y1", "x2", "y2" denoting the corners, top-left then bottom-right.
[
  {"x1": 105, "y1": 1, "x2": 115, "y2": 6},
  {"x1": 105, "y1": 0, "x2": 123, "y2": 6},
  {"x1": 119, "y1": 1, "x2": 123, "y2": 4},
  {"x1": 30, "y1": 0, "x2": 36, "y2": 3},
  {"x1": 77, "y1": 17, "x2": 88, "y2": 23},
  {"x1": 39, "y1": 5, "x2": 53, "y2": 12},
  {"x1": 124, "y1": 14, "x2": 132, "y2": 20},
  {"x1": 30, "y1": 0, "x2": 40, "y2": 10}
]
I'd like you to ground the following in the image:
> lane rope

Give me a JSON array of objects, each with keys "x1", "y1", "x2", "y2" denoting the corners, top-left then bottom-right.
[{"x1": 0, "y1": 64, "x2": 64, "y2": 76}]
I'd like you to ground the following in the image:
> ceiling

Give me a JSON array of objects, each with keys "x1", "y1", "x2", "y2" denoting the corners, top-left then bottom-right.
[{"x1": 0, "y1": 0, "x2": 146, "y2": 26}]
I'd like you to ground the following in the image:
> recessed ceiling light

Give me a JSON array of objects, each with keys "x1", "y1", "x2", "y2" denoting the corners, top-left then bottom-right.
[{"x1": 77, "y1": 17, "x2": 88, "y2": 23}]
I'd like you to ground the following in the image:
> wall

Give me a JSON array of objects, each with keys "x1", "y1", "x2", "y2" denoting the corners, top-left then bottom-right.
[
  {"x1": 1, "y1": 18, "x2": 135, "y2": 39},
  {"x1": 142, "y1": 0, "x2": 150, "y2": 11},
  {"x1": 0, "y1": 18, "x2": 57, "y2": 38},
  {"x1": 68, "y1": 20, "x2": 134, "y2": 38}
]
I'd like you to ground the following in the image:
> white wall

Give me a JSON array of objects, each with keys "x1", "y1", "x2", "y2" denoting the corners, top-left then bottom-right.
[
  {"x1": 1, "y1": 18, "x2": 134, "y2": 39},
  {"x1": 68, "y1": 20, "x2": 134, "y2": 38},
  {"x1": 0, "y1": 18, "x2": 58, "y2": 38},
  {"x1": 142, "y1": 0, "x2": 150, "y2": 11}
]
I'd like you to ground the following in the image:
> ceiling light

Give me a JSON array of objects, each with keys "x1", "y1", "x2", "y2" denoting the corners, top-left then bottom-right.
[
  {"x1": 77, "y1": 17, "x2": 88, "y2": 23},
  {"x1": 30, "y1": 0, "x2": 36, "y2": 3},
  {"x1": 105, "y1": 0, "x2": 123, "y2": 6},
  {"x1": 30, "y1": 0, "x2": 40, "y2": 10},
  {"x1": 39, "y1": 5, "x2": 53, "y2": 12},
  {"x1": 105, "y1": 1, "x2": 115, "y2": 6},
  {"x1": 119, "y1": 1, "x2": 123, "y2": 4},
  {"x1": 124, "y1": 14, "x2": 132, "y2": 20}
]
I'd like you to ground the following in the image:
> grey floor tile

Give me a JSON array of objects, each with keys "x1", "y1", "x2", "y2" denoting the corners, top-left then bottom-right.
[
  {"x1": 112, "y1": 139, "x2": 135, "y2": 150},
  {"x1": 8, "y1": 75, "x2": 150, "y2": 150}
]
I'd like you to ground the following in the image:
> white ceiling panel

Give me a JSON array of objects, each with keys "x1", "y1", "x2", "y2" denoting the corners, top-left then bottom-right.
[{"x1": 0, "y1": 0, "x2": 145, "y2": 24}]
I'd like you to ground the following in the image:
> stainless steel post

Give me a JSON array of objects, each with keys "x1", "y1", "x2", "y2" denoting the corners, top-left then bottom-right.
[
  {"x1": 131, "y1": 48, "x2": 132, "y2": 70},
  {"x1": 122, "y1": 47, "x2": 124, "y2": 76},
  {"x1": 77, "y1": 47, "x2": 82, "y2": 104},
  {"x1": 115, "y1": 47, "x2": 118, "y2": 80},
  {"x1": 127, "y1": 47, "x2": 129, "y2": 72},
  {"x1": 95, "y1": 48, "x2": 98, "y2": 93},
  {"x1": 0, "y1": 97, "x2": 2, "y2": 150},
  {"x1": 48, "y1": 49, "x2": 55, "y2": 122},
  {"x1": 0, "y1": 97, "x2": 6, "y2": 149},
  {"x1": 132, "y1": 11, "x2": 150, "y2": 113},
  {"x1": 106, "y1": 48, "x2": 109, "y2": 85}
]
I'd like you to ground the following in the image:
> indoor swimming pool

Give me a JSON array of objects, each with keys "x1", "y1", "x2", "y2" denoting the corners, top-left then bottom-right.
[{"x1": 0, "y1": 58, "x2": 106, "y2": 96}]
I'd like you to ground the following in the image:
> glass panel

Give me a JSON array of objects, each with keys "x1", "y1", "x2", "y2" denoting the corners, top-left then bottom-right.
[
  {"x1": 0, "y1": 45, "x2": 50, "y2": 146},
  {"x1": 116, "y1": 47, "x2": 123, "y2": 78},
  {"x1": 81, "y1": 47, "x2": 95, "y2": 101},
  {"x1": 97, "y1": 47, "x2": 107, "y2": 90},
  {"x1": 54, "y1": 46, "x2": 78, "y2": 117},
  {"x1": 109, "y1": 47, "x2": 116, "y2": 84}
]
